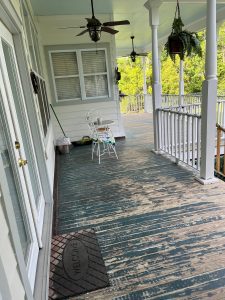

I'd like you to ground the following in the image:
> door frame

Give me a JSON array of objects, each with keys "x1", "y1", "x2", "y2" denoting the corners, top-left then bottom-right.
[
  {"x1": 0, "y1": 40, "x2": 39, "y2": 290},
  {"x1": 0, "y1": 0, "x2": 53, "y2": 297},
  {"x1": 0, "y1": 23, "x2": 46, "y2": 247},
  {"x1": 0, "y1": 157, "x2": 33, "y2": 299}
]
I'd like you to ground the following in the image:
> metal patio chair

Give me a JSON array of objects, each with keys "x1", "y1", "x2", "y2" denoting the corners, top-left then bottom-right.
[{"x1": 86, "y1": 112, "x2": 118, "y2": 164}]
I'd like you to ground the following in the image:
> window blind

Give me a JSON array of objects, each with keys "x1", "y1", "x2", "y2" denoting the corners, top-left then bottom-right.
[
  {"x1": 82, "y1": 50, "x2": 106, "y2": 74},
  {"x1": 51, "y1": 52, "x2": 78, "y2": 76},
  {"x1": 84, "y1": 75, "x2": 108, "y2": 97},
  {"x1": 55, "y1": 77, "x2": 81, "y2": 100}
]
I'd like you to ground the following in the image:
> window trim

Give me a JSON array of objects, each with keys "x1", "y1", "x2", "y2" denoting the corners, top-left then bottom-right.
[
  {"x1": 49, "y1": 47, "x2": 111, "y2": 103},
  {"x1": 21, "y1": 1, "x2": 43, "y2": 75}
]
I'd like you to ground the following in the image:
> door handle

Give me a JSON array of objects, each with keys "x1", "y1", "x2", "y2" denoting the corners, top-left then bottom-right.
[{"x1": 18, "y1": 158, "x2": 28, "y2": 167}]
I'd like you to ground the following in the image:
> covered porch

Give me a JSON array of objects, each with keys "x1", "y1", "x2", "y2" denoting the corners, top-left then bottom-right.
[
  {"x1": 53, "y1": 113, "x2": 225, "y2": 299},
  {"x1": 2, "y1": 0, "x2": 225, "y2": 298}
]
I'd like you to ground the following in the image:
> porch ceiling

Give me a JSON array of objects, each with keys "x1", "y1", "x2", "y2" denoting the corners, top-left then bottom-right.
[{"x1": 30, "y1": 0, "x2": 225, "y2": 56}]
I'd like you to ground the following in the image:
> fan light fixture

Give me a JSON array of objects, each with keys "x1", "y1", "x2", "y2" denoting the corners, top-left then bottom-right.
[
  {"x1": 59, "y1": 0, "x2": 130, "y2": 43},
  {"x1": 123, "y1": 36, "x2": 148, "y2": 62},
  {"x1": 130, "y1": 52, "x2": 136, "y2": 62},
  {"x1": 88, "y1": 25, "x2": 101, "y2": 42}
]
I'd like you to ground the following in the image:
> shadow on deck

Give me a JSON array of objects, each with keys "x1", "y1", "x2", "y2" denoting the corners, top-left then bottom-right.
[{"x1": 55, "y1": 113, "x2": 225, "y2": 299}]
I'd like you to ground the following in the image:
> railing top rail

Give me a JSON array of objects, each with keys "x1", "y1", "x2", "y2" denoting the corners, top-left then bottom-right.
[
  {"x1": 157, "y1": 107, "x2": 201, "y2": 118},
  {"x1": 216, "y1": 123, "x2": 225, "y2": 132}
]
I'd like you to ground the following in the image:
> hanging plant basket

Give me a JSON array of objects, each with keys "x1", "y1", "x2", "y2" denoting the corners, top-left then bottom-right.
[{"x1": 165, "y1": 0, "x2": 202, "y2": 62}]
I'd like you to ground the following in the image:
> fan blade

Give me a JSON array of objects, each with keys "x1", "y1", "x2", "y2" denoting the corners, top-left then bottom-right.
[
  {"x1": 101, "y1": 27, "x2": 119, "y2": 34},
  {"x1": 76, "y1": 29, "x2": 89, "y2": 36},
  {"x1": 85, "y1": 18, "x2": 93, "y2": 22},
  {"x1": 103, "y1": 20, "x2": 130, "y2": 26},
  {"x1": 136, "y1": 53, "x2": 148, "y2": 56},
  {"x1": 58, "y1": 26, "x2": 86, "y2": 29}
]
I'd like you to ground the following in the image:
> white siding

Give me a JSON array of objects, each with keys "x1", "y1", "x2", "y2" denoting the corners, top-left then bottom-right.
[
  {"x1": 0, "y1": 200, "x2": 25, "y2": 300},
  {"x1": 51, "y1": 100, "x2": 125, "y2": 142}
]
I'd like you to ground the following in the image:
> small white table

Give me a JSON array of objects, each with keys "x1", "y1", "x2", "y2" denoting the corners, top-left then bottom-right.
[{"x1": 94, "y1": 119, "x2": 114, "y2": 129}]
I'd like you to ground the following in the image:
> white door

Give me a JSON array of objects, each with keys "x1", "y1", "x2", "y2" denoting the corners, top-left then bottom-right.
[
  {"x1": 0, "y1": 21, "x2": 44, "y2": 289},
  {"x1": 0, "y1": 22, "x2": 45, "y2": 246}
]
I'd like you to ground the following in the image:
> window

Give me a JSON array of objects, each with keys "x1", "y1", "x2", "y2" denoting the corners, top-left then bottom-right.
[
  {"x1": 22, "y1": 3, "x2": 50, "y2": 137},
  {"x1": 49, "y1": 49, "x2": 110, "y2": 102},
  {"x1": 22, "y1": 3, "x2": 43, "y2": 75},
  {"x1": 51, "y1": 52, "x2": 81, "y2": 101},
  {"x1": 36, "y1": 75, "x2": 50, "y2": 136}
]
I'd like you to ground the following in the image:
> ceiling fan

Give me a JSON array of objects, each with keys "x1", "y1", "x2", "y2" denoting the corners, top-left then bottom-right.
[
  {"x1": 59, "y1": 0, "x2": 130, "y2": 42},
  {"x1": 127, "y1": 36, "x2": 148, "y2": 62}
]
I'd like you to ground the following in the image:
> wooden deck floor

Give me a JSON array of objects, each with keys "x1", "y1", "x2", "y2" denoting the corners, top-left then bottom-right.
[{"x1": 55, "y1": 113, "x2": 225, "y2": 300}]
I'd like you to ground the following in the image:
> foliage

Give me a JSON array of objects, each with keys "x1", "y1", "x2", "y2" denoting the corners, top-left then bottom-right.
[
  {"x1": 165, "y1": 4, "x2": 202, "y2": 62},
  {"x1": 117, "y1": 56, "x2": 152, "y2": 95},
  {"x1": 217, "y1": 23, "x2": 225, "y2": 94}
]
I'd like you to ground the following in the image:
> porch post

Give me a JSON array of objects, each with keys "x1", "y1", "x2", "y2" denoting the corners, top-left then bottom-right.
[
  {"x1": 179, "y1": 60, "x2": 184, "y2": 105},
  {"x1": 144, "y1": 0, "x2": 162, "y2": 151},
  {"x1": 143, "y1": 57, "x2": 152, "y2": 113},
  {"x1": 199, "y1": 0, "x2": 217, "y2": 183}
]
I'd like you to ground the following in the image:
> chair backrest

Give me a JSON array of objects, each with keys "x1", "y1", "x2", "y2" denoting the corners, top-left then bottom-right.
[
  {"x1": 85, "y1": 110, "x2": 101, "y2": 123},
  {"x1": 85, "y1": 110, "x2": 115, "y2": 144}
]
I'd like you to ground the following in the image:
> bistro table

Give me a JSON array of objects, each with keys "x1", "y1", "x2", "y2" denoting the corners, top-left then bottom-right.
[{"x1": 94, "y1": 119, "x2": 114, "y2": 131}]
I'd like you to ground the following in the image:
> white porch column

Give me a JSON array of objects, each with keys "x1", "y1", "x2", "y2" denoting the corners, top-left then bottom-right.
[
  {"x1": 142, "y1": 57, "x2": 152, "y2": 113},
  {"x1": 179, "y1": 60, "x2": 184, "y2": 105},
  {"x1": 144, "y1": 0, "x2": 162, "y2": 151},
  {"x1": 199, "y1": 0, "x2": 217, "y2": 183}
]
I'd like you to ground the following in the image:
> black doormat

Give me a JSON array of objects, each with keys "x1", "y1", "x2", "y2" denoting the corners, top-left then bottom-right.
[{"x1": 49, "y1": 229, "x2": 110, "y2": 299}]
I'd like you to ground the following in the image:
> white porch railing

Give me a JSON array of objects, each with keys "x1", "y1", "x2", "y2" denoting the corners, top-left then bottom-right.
[
  {"x1": 157, "y1": 108, "x2": 201, "y2": 170},
  {"x1": 161, "y1": 94, "x2": 202, "y2": 107},
  {"x1": 161, "y1": 94, "x2": 179, "y2": 107},
  {"x1": 169, "y1": 103, "x2": 202, "y2": 115},
  {"x1": 120, "y1": 95, "x2": 144, "y2": 114},
  {"x1": 156, "y1": 96, "x2": 225, "y2": 173}
]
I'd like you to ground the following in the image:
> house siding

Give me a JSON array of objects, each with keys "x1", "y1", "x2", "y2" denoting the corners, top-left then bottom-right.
[
  {"x1": 0, "y1": 199, "x2": 25, "y2": 300},
  {"x1": 51, "y1": 100, "x2": 124, "y2": 141}
]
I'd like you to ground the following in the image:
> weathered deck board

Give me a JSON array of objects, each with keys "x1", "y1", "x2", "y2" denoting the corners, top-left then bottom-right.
[{"x1": 55, "y1": 113, "x2": 225, "y2": 299}]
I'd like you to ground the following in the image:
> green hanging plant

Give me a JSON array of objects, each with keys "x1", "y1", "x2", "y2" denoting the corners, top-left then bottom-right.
[{"x1": 165, "y1": 0, "x2": 202, "y2": 62}]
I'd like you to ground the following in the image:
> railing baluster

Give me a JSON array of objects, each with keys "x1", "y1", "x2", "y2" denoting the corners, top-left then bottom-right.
[
  {"x1": 216, "y1": 127, "x2": 221, "y2": 172},
  {"x1": 178, "y1": 113, "x2": 181, "y2": 160},
  {"x1": 158, "y1": 110, "x2": 162, "y2": 150},
  {"x1": 182, "y1": 114, "x2": 186, "y2": 162},
  {"x1": 161, "y1": 110, "x2": 164, "y2": 151},
  {"x1": 174, "y1": 112, "x2": 177, "y2": 158},
  {"x1": 187, "y1": 115, "x2": 190, "y2": 164},
  {"x1": 167, "y1": 111, "x2": 170, "y2": 153},
  {"x1": 170, "y1": 112, "x2": 174, "y2": 155},
  {"x1": 197, "y1": 117, "x2": 201, "y2": 170},
  {"x1": 164, "y1": 110, "x2": 167, "y2": 151},
  {"x1": 192, "y1": 116, "x2": 196, "y2": 168}
]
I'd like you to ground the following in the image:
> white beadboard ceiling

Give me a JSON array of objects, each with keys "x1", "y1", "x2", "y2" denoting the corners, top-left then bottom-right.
[{"x1": 30, "y1": 0, "x2": 225, "y2": 56}]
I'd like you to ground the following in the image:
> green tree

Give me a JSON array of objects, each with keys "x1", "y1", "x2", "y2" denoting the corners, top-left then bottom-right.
[
  {"x1": 217, "y1": 23, "x2": 225, "y2": 94},
  {"x1": 117, "y1": 56, "x2": 152, "y2": 95}
]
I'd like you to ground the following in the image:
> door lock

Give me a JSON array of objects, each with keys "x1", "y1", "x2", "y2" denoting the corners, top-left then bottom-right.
[
  {"x1": 18, "y1": 158, "x2": 28, "y2": 167},
  {"x1": 15, "y1": 141, "x2": 20, "y2": 149}
]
